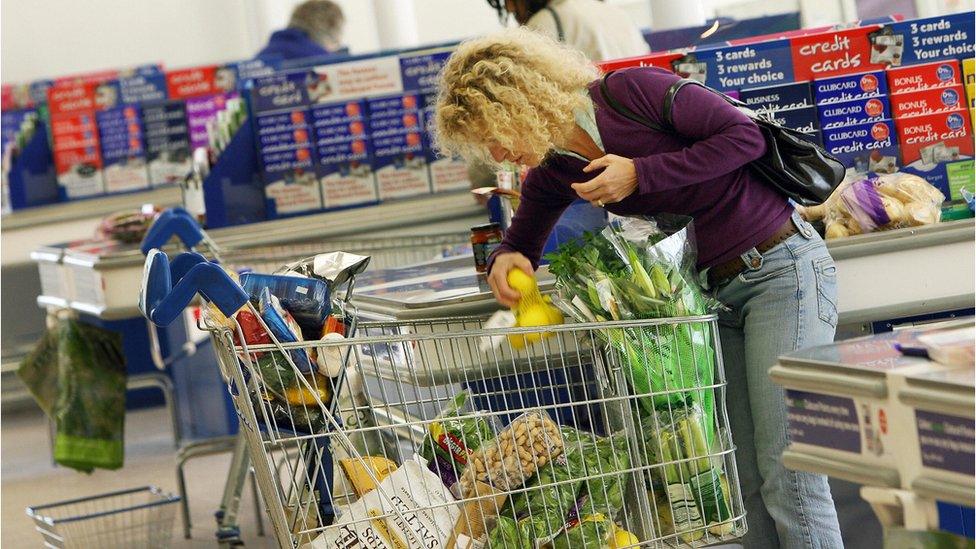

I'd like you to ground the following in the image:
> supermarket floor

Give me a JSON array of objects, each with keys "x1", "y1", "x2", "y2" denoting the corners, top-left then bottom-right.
[{"x1": 2, "y1": 405, "x2": 274, "y2": 548}]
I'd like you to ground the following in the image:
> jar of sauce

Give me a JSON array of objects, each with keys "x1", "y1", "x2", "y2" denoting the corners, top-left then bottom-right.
[{"x1": 471, "y1": 222, "x2": 503, "y2": 273}]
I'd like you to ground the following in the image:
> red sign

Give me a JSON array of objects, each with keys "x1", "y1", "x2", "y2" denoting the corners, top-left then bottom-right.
[
  {"x1": 53, "y1": 68, "x2": 119, "y2": 87},
  {"x1": 894, "y1": 109, "x2": 973, "y2": 165},
  {"x1": 47, "y1": 83, "x2": 98, "y2": 117},
  {"x1": 1, "y1": 84, "x2": 34, "y2": 111},
  {"x1": 887, "y1": 60, "x2": 963, "y2": 94},
  {"x1": 790, "y1": 26, "x2": 887, "y2": 81},
  {"x1": 166, "y1": 66, "x2": 220, "y2": 99},
  {"x1": 598, "y1": 52, "x2": 683, "y2": 72}
]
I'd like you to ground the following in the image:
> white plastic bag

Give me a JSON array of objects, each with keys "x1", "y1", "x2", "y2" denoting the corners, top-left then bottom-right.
[{"x1": 307, "y1": 459, "x2": 460, "y2": 549}]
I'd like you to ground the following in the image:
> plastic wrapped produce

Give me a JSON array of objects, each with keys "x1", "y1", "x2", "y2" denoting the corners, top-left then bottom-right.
[
  {"x1": 419, "y1": 392, "x2": 498, "y2": 488},
  {"x1": 800, "y1": 173, "x2": 945, "y2": 239}
]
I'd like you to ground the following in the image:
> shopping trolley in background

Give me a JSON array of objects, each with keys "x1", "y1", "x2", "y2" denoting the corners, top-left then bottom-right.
[
  {"x1": 140, "y1": 237, "x2": 747, "y2": 548},
  {"x1": 139, "y1": 208, "x2": 470, "y2": 545}
]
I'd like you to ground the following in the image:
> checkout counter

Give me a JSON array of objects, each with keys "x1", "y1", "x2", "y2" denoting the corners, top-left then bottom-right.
[{"x1": 771, "y1": 322, "x2": 974, "y2": 540}]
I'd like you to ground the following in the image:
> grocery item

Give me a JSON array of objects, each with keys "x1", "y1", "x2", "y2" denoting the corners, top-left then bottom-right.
[
  {"x1": 471, "y1": 222, "x2": 503, "y2": 274},
  {"x1": 551, "y1": 513, "x2": 614, "y2": 549},
  {"x1": 283, "y1": 372, "x2": 330, "y2": 406},
  {"x1": 458, "y1": 411, "x2": 564, "y2": 498},
  {"x1": 505, "y1": 268, "x2": 564, "y2": 349},
  {"x1": 242, "y1": 273, "x2": 332, "y2": 334},
  {"x1": 308, "y1": 460, "x2": 460, "y2": 549},
  {"x1": 447, "y1": 481, "x2": 507, "y2": 549},
  {"x1": 315, "y1": 332, "x2": 347, "y2": 377},
  {"x1": 419, "y1": 392, "x2": 497, "y2": 488},
  {"x1": 338, "y1": 456, "x2": 398, "y2": 497},
  {"x1": 259, "y1": 288, "x2": 313, "y2": 372},
  {"x1": 800, "y1": 172, "x2": 945, "y2": 238},
  {"x1": 546, "y1": 215, "x2": 717, "y2": 442}
]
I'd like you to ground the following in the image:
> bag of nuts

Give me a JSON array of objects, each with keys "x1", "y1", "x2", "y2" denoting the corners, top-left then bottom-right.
[{"x1": 457, "y1": 411, "x2": 564, "y2": 499}]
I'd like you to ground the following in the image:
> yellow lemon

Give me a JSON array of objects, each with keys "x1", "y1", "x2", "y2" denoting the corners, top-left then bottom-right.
[
  {"x1": 609, "y1": 527, "x2": 639, "y2": 549},
  {"x1": 507, "y1": 268, "x2": 537, "y2": 295}
]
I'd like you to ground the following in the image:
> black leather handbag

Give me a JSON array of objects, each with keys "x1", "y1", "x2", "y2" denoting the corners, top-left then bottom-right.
[{"x1": 599, "y1": 71, "x2": 845, "y2": 206}]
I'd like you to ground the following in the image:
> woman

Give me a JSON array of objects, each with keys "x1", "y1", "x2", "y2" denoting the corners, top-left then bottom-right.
[{"x1": 434, "y1": 29, "x2": 843, "y2": 548}]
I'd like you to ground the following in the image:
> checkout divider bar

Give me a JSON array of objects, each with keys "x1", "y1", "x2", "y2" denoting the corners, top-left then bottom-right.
[
  {"x1": 782, "y1": 449, "x2": 902, "y2": 488},
  {"x1": 769, "y1": 365, "x2": 889, "y2": 399}
]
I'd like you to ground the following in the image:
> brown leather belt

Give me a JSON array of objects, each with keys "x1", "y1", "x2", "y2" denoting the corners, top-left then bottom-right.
[{"x1": 707, "y1": 219, "x2": 799, "y2": 287}]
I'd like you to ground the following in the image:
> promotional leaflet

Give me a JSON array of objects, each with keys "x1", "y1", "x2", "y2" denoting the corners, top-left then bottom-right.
[
  {"x1": 142, "y1": 99, "x2": 191, "y2": 186},
  {"x1": 168, "y1": 65, "x2": 240, "y2": 154},
  {"x1": 813, "y1": 70, "x2": 889, "y2": 104},
  {"x1": 47, "y1": 81, "x2": 106, "y2": 198},
  {"x1": 399, "y1": 50, "x2": 452, "y2": 93},
  {"x1": 421, "y1": 92, "x2": 470, "y2": 193},
  {"x1": 894, "y1": 109, "x2": 973, "y2": 168},
  {"x1": 877, "y1": 12, "x2": 975, "y2": 67},
  {"x1": 817, "y1": 96, "x2": 891, "y2": 129},
  {"x1": 251, "y1": 71, "x2": 322, "y2": 215},
  {"x1": 1, "y1": 109, "x2": 31, "y2": 152},
  {"x1": 887, "y1": 60, "x2": 963, "y2": 94},
  {"x1": 2, "y1": 84, "x2": 34, "y2": 111},
  {"x1": 306, "y1": 55, "x2": 404, "y2": 103},
  {"x1": 119, "y1": 72, "x2": 167, "y2": 104},
  {"x1": 766, "y1": 105, "x2": 820, "y2": 134},
  {"x1": 186, "y1": 93, "x2": 239, "y2": 151},
  {"x1": 890, "y1": 85, "x2": 966, "y2": 118},
  {"x1": 689, "y1": 39, "x2": 795, "y2": 91},
  {"x1": 311, "y1": 99, "x2": 378, "y2": 208},
  {"x1": 96, "y1": 102, "x2": 150, "y2": 192},
  {"x1": 739, "y1": 81, "x2": 814, "y2": 113},
  {"x1": 598, "y1": 52, "x2": 685, "y2": 72},
  {"x1": 790, "y1": 26, "x2": 888, "y2": 81},
  {"x1": 367, "y1": 94, "x2": 430, "y2": 199},
  {"x1": 822, "y1": 119, "x2": 899, "y2": 174}
]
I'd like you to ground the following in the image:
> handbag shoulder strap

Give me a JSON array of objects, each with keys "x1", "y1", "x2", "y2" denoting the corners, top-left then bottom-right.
[
  {"x1": 662, "y1": 78, "x2": 703, "y2": 128},
  {"x1": 543, "y1": 6, "x2": 565, "y2": 42},
  {"x1": 599, "y1": 70, "x2": 667, "y2": 133}
]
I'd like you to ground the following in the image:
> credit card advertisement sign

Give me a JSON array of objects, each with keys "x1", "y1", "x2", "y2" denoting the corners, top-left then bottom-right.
[
  {"x1": 890, "y1": 85, "x2": 965, "y2": 118},
  {"x1": 739, "y1": 81, "x2": 814, "y2": 113},
  {"x1": 142, "y1": 99, "x2": 191, "y2": 187},
  {"x1": 887, "y1": 60, "x2": 962, "y2": 94},
  {"x1": 818, "y1": 96, "x2": 891, "y2": 129},
  {"x1": 308, "y1": 56, "x2": 404, "y2": 103},
  {"x1": 399, "y1": 50, "x2": 452, "y2": 93},
  {"x1": 312, "y1": 99, "x2": 377, "y2": 208},
  {"x1": 690, "y1": 39, "x2": 795, "y2": 91},
  {"x1": 894, "y1": 109, "x2": 973, "y2": 167},
  {"x1": 822, "y1": 119, "x2": 899, "y2": 174},
  {"x1": 790, "y1": 26, "x2": 887, "y2": 82},
  {"x1": 48, "y1": 82, "x2": 107, "y2": 198},
  {"x1": 879, "y1": 13, "x2": 975, "y2": 67},
  {"x1": 96, "y1": 105, "x2": 150, "y2": 192},
  {"x1": 785, "y1": 390, "x2": 861, "y2": 454},
  {"x1": 814, "y1": 70, "x2": 889, "y2": 104}
]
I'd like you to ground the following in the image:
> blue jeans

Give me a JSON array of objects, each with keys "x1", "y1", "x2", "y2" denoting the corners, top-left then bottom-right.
[{"x1": 714, "y1": 211, "x2": 843, "y2": 548}]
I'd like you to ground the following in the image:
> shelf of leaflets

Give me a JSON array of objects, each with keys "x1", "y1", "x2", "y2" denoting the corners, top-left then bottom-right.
[{"x1": 769, "y1": 321, "x2": 974, "y2": 536}]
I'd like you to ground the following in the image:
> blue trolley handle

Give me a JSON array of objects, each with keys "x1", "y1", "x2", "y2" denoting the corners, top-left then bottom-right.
[
  {"x1": 140, "y1": 250, "x2": 249, "y2": 328},
  {"x1": 141, "y1": 208, "x2": 221, "y2": 260}
]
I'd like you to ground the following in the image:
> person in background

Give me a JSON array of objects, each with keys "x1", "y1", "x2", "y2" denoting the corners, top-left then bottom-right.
[
  {"x1": 486, "y1": 0, "x2": 650, "y2": 63},
  {"x1": 435, "y1": 29, "x2": 844, "y2": 548},
  {"x1": 255, "y1": 0, "x2": 347, "y2": 64}
]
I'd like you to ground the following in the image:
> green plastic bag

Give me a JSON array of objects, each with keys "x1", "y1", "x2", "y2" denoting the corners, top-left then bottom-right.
[{"x1": 19, "y1": 318, "x2": 126, "y2": 473}]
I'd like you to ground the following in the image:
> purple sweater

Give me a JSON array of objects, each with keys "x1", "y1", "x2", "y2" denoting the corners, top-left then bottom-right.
[{"x1": 493, "y1": 67, "x2": 793, "y2": 270}]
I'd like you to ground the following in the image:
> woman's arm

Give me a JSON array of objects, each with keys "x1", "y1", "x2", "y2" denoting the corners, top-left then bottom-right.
[
  {"x1": 488, "y1": 168, "x2": 574, "y2": 271},
  {"x1": 630, "y1": 76, "x2": 767, "y2": 193}
]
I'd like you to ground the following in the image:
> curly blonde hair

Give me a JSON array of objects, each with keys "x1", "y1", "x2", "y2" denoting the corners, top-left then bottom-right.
[{"x1": 433, "y1": 28, "x2": 600, "y2": 163}]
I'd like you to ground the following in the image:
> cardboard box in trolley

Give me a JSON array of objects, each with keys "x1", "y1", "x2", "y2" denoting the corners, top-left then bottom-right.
[
  {"x1": 890, "y1": 85, "x2": 966, "y2": 118},
  {"x1": 367, "y1": 94, "x2": 430, "y2": 199},
  {"x1": 813, "y1": 70, "x2": 889, "y2": 105},
  {"x1": 251, "y1": 71, "x2": 322, "y2": 215},
  {"x1": 47, "y1": 82, "x2": 105, "y2": 198},
  {"x1": 311, "y1": 99, "x2": 377, "y2": 208},
  {"x1": 886, "y1": 60, "x2": 962, "y2": 94},
  {"x1": 822, "y1": 119, "x2": 900, "y2": 175}
]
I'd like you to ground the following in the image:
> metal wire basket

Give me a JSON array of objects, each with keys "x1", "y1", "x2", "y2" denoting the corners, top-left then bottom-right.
[
  {"x1": 26, "y1": 486, "x2": 180, "y2": 548},
  {"x1": 203, "y1": 308, "x2": 747, "y2": 548}
]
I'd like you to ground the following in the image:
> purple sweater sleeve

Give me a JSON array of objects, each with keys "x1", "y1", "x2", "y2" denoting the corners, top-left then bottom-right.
[
  {"x1": 488, "y1": 167, "x2": 575, "y2": 272},
  {"x1": 621, "y1": 71, "x2": 767, "y2": 193}
]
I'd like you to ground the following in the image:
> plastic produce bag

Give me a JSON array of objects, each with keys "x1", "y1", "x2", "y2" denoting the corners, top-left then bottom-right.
[
  {"x1": 547, "y1": 215, "x2": 718, "y2": 444},
  {"x1": 18, "y1": 318, "x2": 126, "y2": 473},
  {"x1": 800, "y1": 173, "x2": 944, "y2": 239},
  {"x1": 419, "y1": 392, "x2": 498, "y2": 488}
]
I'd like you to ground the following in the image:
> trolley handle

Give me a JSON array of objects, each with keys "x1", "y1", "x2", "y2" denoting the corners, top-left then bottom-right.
[{"x1": 140, "y1": 250, "x2": 248, "y2": 327}]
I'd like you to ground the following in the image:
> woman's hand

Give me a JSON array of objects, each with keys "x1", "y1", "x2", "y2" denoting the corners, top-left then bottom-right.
[
  {"x1": 571, "y1": 154, "x2": 638, "y2": 207},
  {"x1": 487, "y1": 252, "x2": 533, "y2": 308}
]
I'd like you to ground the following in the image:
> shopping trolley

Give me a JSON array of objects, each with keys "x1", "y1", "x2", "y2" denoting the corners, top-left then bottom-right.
[
  {"x1": 141, "y1": 240, "x2": 748, "y2": 547},
  {"x1": 140, "y1": 208, "x2": 470, "y2": 544}
]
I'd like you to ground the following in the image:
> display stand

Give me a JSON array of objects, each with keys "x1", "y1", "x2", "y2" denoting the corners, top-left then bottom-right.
[
  {"x1": 201, "y1": 117, "x2": 267, "y2": 229},
  {"x1": 7, "y1": 124, "x2": 59, "y2": 210}
]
